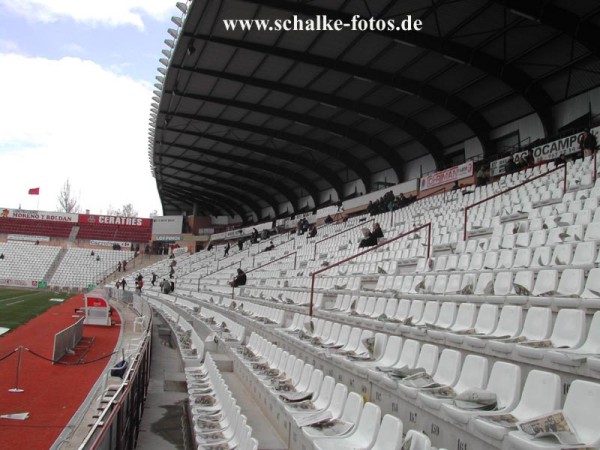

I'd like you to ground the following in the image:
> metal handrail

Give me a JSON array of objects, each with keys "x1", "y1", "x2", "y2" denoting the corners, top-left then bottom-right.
[
  {"x1": 313, "y1": 219, "x2": 375, "y2": 259},
  {"x1": 463, "y1": 164, "x2": 567, "y2": 240},
  {"x1": 246, "y1": 251, "x2": 297, "y2": 273},
  {"x1": 308, "y1": 222, "x2": 431, "y2": 316}
]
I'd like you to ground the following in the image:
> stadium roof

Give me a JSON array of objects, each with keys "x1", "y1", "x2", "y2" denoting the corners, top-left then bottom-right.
[{"x1": 150, "y1": 0, "x2": 600, "y2": 222}]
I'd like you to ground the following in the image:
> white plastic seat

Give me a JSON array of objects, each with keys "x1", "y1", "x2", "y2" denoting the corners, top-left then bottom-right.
[
  {"x1": 547, "y1": 311, "x2": 600, "y2": 367},
  {"x1": 529, "y1": 270, "x2": 559, "y2": 306},
  {"x1": 488, "y1": 306, "x2": 552, "y2": 354},
  {"x1": 496, "y1": 249, "x2": 514, "y2": 269},
  {"x1": 584, "y1": 222, "x2": 600, "y2": 241},
  {"x1": 442, "y1": 361, "x2": 521, "y2": 425},
  {"x1": 583, "y1": 268, "x2": 600, "y2": 308},
  {"x1": 302, "y1": 391, "x2": 363, "y2": 439},
  {"x1": 464, "y1": 304, "x2": 522, "y2": 349},
  {"x1": 512, "y1": 248, "x2": 532, "y2": 269},
  {"x1": 506, "y1": 380, "x2": 600, "y2": 449},
  {"x1": 472, "y1": 370, "x2": 561, "y2": 442},
  {"x1": 398, "y1": 349, "x2": 461, "y2": 400},
  {"x1": 371, "y1": 339, "x2": 420, "y2": 386},
  {"x1": 353, "y1": 335, "x2": 402, "y2": 374},
  {"x1": 430, "y1": 302, "x2": 475, "y2": 342},
  {"x1": 509, "y1": 270, "x2": 535, "y2": 304},
  {"x1": 293, "y1": 382, "x2": 348, "y2": 423},
  {"x1": 553, "y1": 268, "x2": 585, "y2": 307},
  {"x1": 447, "y1": 303, "x2": 497, "y2": 345},
  {"x1": 515, "y1": 308, "x2": 586, "y2": 359},
  {"x1": 424, "y1": 302, "x2": 457, "y2": 339},
  {"x1": 418, "y1": 354, "x2": 489, "y2": 411},
  {"x1": 530, "y1": 247, "x2": 552, "y2": 268},
  {"x1": 402, "y1": 430, "x2": 431, "y2": 450},
  {"x1": 571, "y1": 241, "x2": 596, "y2": 268},
  {"x1": 370, "y1": 415, "x2": 403, "y2": 450},
  {"x1": 313, "y1": 402, "x2": 381, "y2": 450},
  {"x1": 406, "y1": 301, "x2": 439, "y2": 332}
]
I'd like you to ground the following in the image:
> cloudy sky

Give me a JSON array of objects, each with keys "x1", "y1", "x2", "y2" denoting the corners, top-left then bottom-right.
[{"x1": 0, "y1": 0, "x2": 180, "y2": 217}]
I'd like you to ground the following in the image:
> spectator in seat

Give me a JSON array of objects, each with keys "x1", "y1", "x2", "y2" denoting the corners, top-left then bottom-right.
[
  {"x1": 122, "y1": 260, "x2": 127, "y2": 271},
  {"x1": 307, "y1": 224, "x2": 317, "y2": 239},
  {"x1": 91, "y1": 250, "x2": 95, "y2": 256},
  {"x1": 476, "y1": 165, "x2": 489, "y2": 186},
  {"x1": 554, "y1": 153, "x2": 566, "y2": 166},
  {"x1": 160, "y1": 279, "x2": 171, "y2": 294},
  {"x1": 96, "y1": 255, "x2": 100, "y2": 261},
  {"x1": 224, "y1": 242, "x2": 230, "y2": 257},
  {"x1": 0, "y1": 253, "x2": 4, "y2": 260},
  {"x1": 579, "y1": 128, "x2": 597, "y2": 158},
  {"x1": 359, "y1": 223, "x2": 384, "y2": 248},
  {"x1": 262, "y1": 241, "x2": 275, "y2": 252},
  {"x1": 324, "y1": 215, "x2": 333, "y2": 224},
  {"x1": 170, "y1": 280, "x2": 175, "y2": 292},
  {"x1": 230, "y1": 268, "x2": 247, "y2": 288},
  {"x1": 151, "y1": 272, "x2": 157, "y2": 287},
  {"x1": 115, "y1": 280, "x2": 120, "y2": 289},
  {"x1": 237, "y1": 237, "x2": 244, "y2": 251},
  {"x1": 121, "y1": 278, "x2": 127, "y2": 290}
]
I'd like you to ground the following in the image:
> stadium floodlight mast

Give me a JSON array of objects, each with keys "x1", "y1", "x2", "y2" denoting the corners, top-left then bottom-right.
[
  {"x1": 164, "y1": 39, "x2": 175, "y2": 48},
  {"x1": 159, "y1": 58, "x2": 169, "y2": 67},
  {"x1": 171, "y1": 16, "x2": 183, "y2": 27},
  {"x1": 157, "y1": 67, "x2": 167, "y2": 76},
  {"x1": 161, "y1": 49, "x2": 172, "y2": 59},
  {"x1": 167, "y1": 28, "x2": 179, "y2": 39},
  {"x1": 176, "y1": 2, "x2": 187, "y2": 14},
  {"x1": 155, "y1": 75, "x2": 165, "y2": 83}
]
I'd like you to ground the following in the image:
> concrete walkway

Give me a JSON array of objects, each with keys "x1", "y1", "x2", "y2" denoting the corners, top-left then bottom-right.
[{"x1": 136, "y1": 311, "x2": 192, "y2": 450}]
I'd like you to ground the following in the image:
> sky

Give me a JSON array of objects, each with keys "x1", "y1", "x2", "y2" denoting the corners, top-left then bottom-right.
[{"x1": 0, "y1": 0, "x2": 181, "y2": 217}]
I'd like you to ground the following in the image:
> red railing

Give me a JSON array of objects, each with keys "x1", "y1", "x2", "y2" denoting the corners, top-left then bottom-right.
[
  {"x1": 308, "y1": 222, "x2": 431, "y2": 316},
  {"x1": 246, "y1": 251, "x2": 297, "y2": 273},
  {"x1": 312, "y1": 219, "x2": 374, "y2": 259},
  {"x1": 463, "y1": 163, "x2": 567, "y2": 240},
  {"x1": 417, "y1": 186, "x2": 448, "y2": 201}
]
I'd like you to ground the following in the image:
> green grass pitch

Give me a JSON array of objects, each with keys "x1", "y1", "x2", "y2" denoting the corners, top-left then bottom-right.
[{"x1": 0, "y1": 288, "x2": 70, "y2": 334}]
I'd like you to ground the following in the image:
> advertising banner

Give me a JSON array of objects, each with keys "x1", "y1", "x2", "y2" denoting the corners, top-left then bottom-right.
[
  {"x1": 0, "y1": 279, "x2": 38, "y2": 288},
  {"x1": 531, "y1": 126, "x2": 600, "y2": 163},
  {"x1": 490, "y1": 150, "x2": 529, "y2": 177},
  {"x1": 78, "y1": 214, "x2": 152, "y2": 228},
  {"x1": 151, "y1": 215, "x2": 184, "y2": 234},
  {"x1": 419, "y1": 161, "x2": 474, "y2": 191},
  {"x1": 0, "y1": 208, "x2": 77, "y2": 222}
]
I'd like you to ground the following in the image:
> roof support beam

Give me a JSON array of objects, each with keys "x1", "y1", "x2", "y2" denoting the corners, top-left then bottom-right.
[
  {"x1": 161, "y1": 180, "x2": 263, "y2": 218},
  {"x1": 159, "y1": 167, "x2": 281, "y2": 214},
  {"x1": 174, "y1": 91, "x2": 404, "y2": 179},
  {"x1": 156, "y1": 150, "x2": 301, "y2": 209},
  {"x1": 186, "y1": 32, "x2": 493, "y2": 153},
  {"x1": 491, "y1": 0, "x2": 600, "y2": 57},
  {"x1": 160, "y1": 139, "x2": 321, "y2": 205},
  {"x1": 172, "y1": 66, "x2": 445, "y2": 167},
  {"x1": 237, "y1": 0, "x2": 554, "y2": 134},
  {"x1": 159, "y1": 113, "x2": 371, "y2": 189},
  {"x1": 160, "y1": 125, "x2": 344, "y2": 198},
  {"x1": 161, "y1": 183, "x2": 254, "y2": 219}
]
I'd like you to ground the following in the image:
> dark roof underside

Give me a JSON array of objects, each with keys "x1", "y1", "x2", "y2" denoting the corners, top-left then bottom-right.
[{"x1": 151, "y1": 0, "x2": 600, "y2": 222}]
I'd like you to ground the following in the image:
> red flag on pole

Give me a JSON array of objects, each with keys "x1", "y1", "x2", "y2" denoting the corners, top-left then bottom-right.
[{"x1": 28, "y1": 188, "x2": 40, "y2": 195}]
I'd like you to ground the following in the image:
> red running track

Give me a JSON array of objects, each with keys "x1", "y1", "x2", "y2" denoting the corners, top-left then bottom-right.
[{"x1": 0, "y1": 294, "x2": 121, "y2": 450}]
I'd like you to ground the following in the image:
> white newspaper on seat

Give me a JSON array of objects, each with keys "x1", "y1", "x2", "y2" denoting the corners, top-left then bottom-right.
[
  {"x1": 453, "y1": 388, "x2": 497, "y2": 410},
  {"x1": 308, "y1": 418, "x2": 354, "y2": 437},
  {"x1": 475, "y1": 413, "x2": 520, "y2": 428},
  {"x1": 279, "y1": 391, "x2": 313, "y2": 403},
  {"x1": 295, "y1": 410, "x2": 332, "y2": 427},
  {"x1": 516, "y1": 410, "x2": 582, "y2": 446}
]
